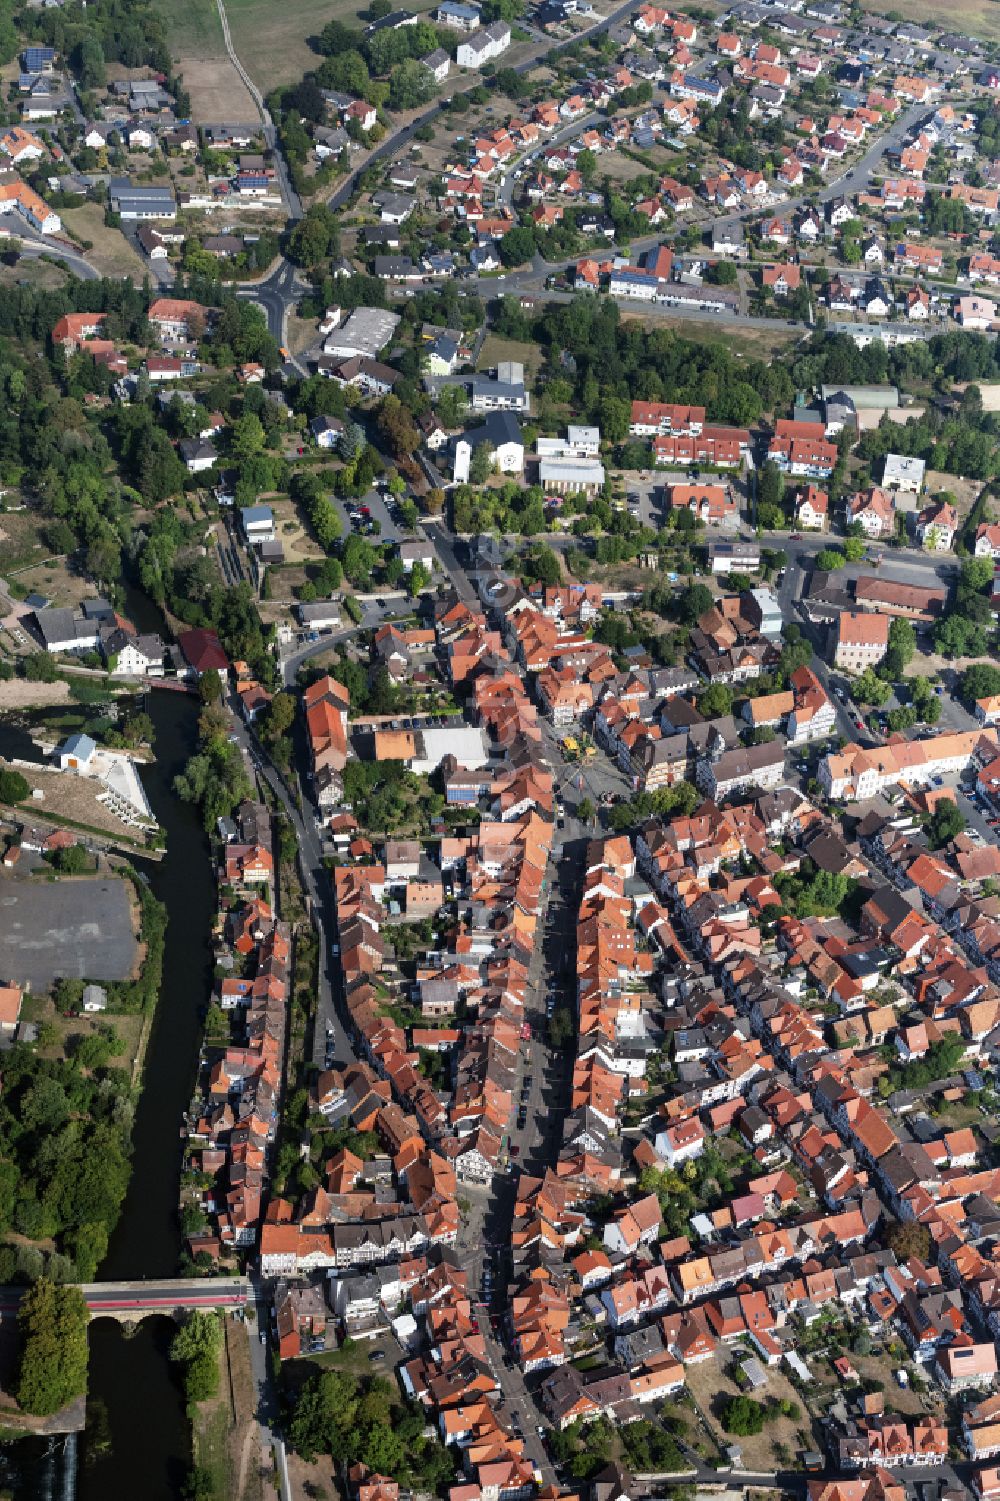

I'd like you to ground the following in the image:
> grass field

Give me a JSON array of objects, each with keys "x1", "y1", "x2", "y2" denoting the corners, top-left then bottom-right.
[
  {"x1": 0, "y1": 258, "x2": 68, "y2": 292},
  {"x1": 160, "y1": 0, "x2": 366, "y2": 92},
  {"x1": 155, "y1": 0, "x2": 225, "y2": 55},
  {"x1": 618, "y1": 309, "x2": 800, "y2": 360},
  {"x1": 155, "y1": 0, "x2": 254, "y2": 120},
  {"x1": 861, "y1": 0, "x2": 1000, "y2": 39},
  {"x1": 179, "y1": 56, "x2": 259, "y2": 121},
  {"x1": 61, "y1": 203, "x2": 147, "y2": 281},
  {"x1": 226, "y1": 0, "x2": 348, "y2": 91},
  {"x1": 477, "y1": 334, "x2": 545, "y2": 382}
]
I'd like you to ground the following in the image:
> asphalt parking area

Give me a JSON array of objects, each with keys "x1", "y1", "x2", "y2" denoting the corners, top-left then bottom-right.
[{"x1": 0, "y1": 874, "x2": 137, "y2": 989}]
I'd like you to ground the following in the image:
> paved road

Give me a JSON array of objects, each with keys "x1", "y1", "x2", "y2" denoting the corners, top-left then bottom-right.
[
  {"x1": 226, "y1": 695, "x2": 348, "y2": 1071},
  {"x1": 278, "y1": 595, "x2": 401, "y2": 685},
  {"x1": 247, "y1": 1277, "x2": 286, "y2": 1493},
  {"x1": 15, "y1": 233, "x2": 100, "y2": 282},
  {"x1": 236, "y1": 257, "x2": 309, "y2": 363},
  {"x1": 776, "y1": 532, "x2": 961, "y2": 587},
  {"x1": 708, "y1": 100, "x2": 929, "y2": 239},
  {"x1": 0, "y1": 1278, "x2": 249, "y2": 1313}
]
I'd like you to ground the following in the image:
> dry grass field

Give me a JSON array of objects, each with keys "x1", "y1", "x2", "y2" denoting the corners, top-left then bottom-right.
[
  {"x1": 178, "y1": 56, "x2": 260, "y2": 121},
  {"x1": 0, "y1": 257, "x2": 68, "y2": 291},
  {"x1": 156, "y1": 0, "x2": 256, "y2": 119},
  {"x1": 861, "y1": 0, "x2": 1000, "y2": 40},
  {"x1": 60, "y1": 203, "x2": 147, "y2": 280},
  {"x1": 477, "y1": 334, "x2": 545, "y2": 382}
]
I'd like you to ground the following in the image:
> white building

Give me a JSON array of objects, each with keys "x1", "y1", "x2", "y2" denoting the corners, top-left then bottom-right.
[
  {"x1": 453, "y1": 412, "x2": 524, "y2": 483},
  {"x1": 882, "y1": 453, "x2": 926, "y2": 494},
  {"x1": 538, "y1": 458, "x2": 605, "y2": 495},
  {"x1": 456, "y1": 20, "x2": 510, "y2": 66},
  {"x1": 437, "y1": 1, "x2": 480, "y2": 27},
  {"x1": 240, "y1": 505, "x2": 276, "y2": 545},
  {"x1": 535, "y1": 425, "x2": 601, "y2": 459}
]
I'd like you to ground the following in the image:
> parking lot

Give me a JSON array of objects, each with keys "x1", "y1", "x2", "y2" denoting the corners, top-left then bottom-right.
[
  {"x1": 0, "y1": 872, "x2": 137, "y2": 989},
  {"x1": 332, "y1": 485, "x2": 402, "y2": 544}
]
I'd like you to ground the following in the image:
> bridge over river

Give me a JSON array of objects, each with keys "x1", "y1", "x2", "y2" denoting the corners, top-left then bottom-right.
[{"x1": 0, "y1": 1277, "x2": 250, "y2": 1326}]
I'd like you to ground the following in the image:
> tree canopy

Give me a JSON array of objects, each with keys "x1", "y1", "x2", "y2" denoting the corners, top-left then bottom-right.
[{"x1": 16, "y1": 1279, "x2": 89, "y2": 1416}]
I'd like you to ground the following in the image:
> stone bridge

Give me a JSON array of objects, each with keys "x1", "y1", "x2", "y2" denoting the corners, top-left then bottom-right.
[{"x1": 0, "y1": 1277, "x2": 250, "y2": 1327}]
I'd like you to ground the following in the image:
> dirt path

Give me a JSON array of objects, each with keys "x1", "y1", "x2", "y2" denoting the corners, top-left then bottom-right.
[{"x1": 226, "y1": 1315, "x2": 265, "y2": 1501}]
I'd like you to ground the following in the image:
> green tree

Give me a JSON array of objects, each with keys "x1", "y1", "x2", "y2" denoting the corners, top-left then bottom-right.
[
  {"x1": 52, "y1": 844, "x2": 90, "y2": 875},
  {"x1": 231, "y1": 412, "x2": 266, "y2": 462},
  {"x1": 263, "y1": 691, "x2": 296, "y2": 743},
  {"x1": 926, "y1": 799, "x2": 966, "y2": 849},
  {"x1": 961, "y1": 556, "x2": 995, "y2": 594},
  {"x1": 934, "y1": 614, "x2": 986, "y2": 659},
  {"x1": 15, "y1": 1279, "x2": 90, "y2": 1416},
  {"x1": 758, "y1": 461, "x2": 784, "y2": 514},
  {"x1": 407, "y1": 561, "x2": 431, "y2": 598},
  {"x1": 850, "y1": 669, "x2": 890, "y2": 706},
  {"x1": 65, "y1": 1223, "x2": 108, "y2": 1283},
  {"x1": 815, "y1": 547, "x2": 846, "y2": 570},
  {"x1": 469, "y1": 443, "x2": 493, "y2": 485},
  {"x1": 678, "y1": 583, "x2": 713, "y2": 625},
  {"x1": 171, "y1": 1312, "x2": 222, "y2": 1404},
  {"x1": 843, "y1": 537, "x2": 865, "y2": 562},
  {"x1": 722, "y1": 1395, "x2": 766, "y2": 1436},
  {"x1": 499, "y1": 226, "x2": 536, "y2": 267},
  {"x1": 963, "y1": 663, "x2": 1000, "y2": 701},
  {"x1": 884, "y1": 616, "x2": 917, "y2": 680},
  {"x1": 22, "y1": 653, "x2": 58, "y2": 683},
  {"x1": 549, "y1": 1007, "x2": 573, "y2": 1048},
  {"x1": 699, "y1": 683, "x2": 733, "y2": 718},
  {"x1": 0, "y1": 768, "x2": 29, "y2": 803}
]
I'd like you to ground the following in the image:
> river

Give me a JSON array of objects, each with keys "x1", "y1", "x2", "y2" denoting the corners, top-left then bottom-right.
[{"x1": 0, "y1": 652, "x2": 218, "y2": 1498}]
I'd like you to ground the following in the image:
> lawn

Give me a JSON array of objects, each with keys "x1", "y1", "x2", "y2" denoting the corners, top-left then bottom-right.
[
  {"x1": 191, "y1": 1332, "x2": 233, "y2": 1501},
  {"x1": 35, "y1": 1002, "x2": 145, "y2": 1082},
  {"x1": 0, "y1": 511, "x2": 48, "y2": 572},
  {"x1": 60, "y1": 203, "x2": 148, "y2": 281}
]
